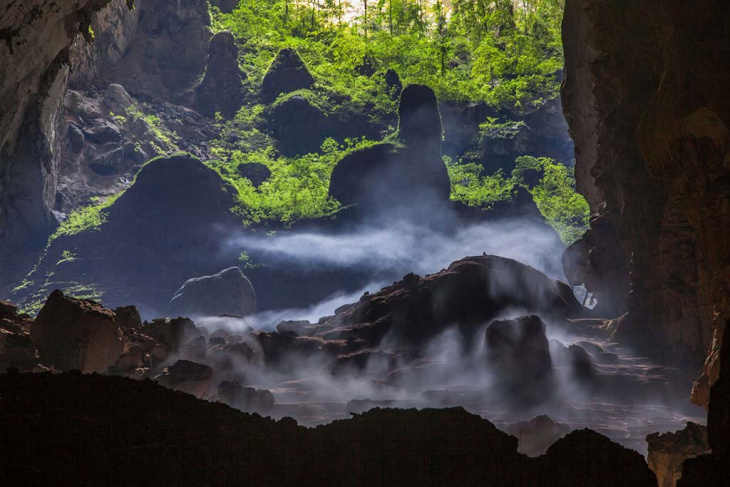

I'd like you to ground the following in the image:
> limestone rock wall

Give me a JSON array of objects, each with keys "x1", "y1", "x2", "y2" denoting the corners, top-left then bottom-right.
[{"x1": 561, "y1": 0, "x2": 730, "y2": 393}]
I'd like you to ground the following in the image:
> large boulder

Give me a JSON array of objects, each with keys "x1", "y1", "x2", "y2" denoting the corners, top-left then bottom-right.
[
  {"x1": 485, "y1": 315, "x2": 554, "y2": 404},
  {"x1": 646, "y1": 422, "x2": 709, "y2": 487},
  {"x1": 260, "y1": 48, "x2": 314, "y2": 103},
  {"x1": 31, "y1": 290, "x2": 124, "y2": 373},
  {"x1": 195, "y1": 31, "x2": 245, "y2": 118},
  {"x1": 12, "y1": 154, "x2": 241, "y2": 317},
  {"x1": 169, "y1": 267, "x2": 256, "y2": 318},
  {"x1": 268, "y1": 94, "x2": 328, "y2": 156}
]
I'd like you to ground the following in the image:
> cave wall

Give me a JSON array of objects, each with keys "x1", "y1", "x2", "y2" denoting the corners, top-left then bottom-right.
[
  {"x1": 0, "y1": 0, "x2": 124, "y2": 248},
  {"x1": 561, "y1": 0, "x2": 730, "y2": 400}
]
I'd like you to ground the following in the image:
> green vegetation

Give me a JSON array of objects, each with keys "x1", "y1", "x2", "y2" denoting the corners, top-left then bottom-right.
[
  {"x1": 212, "y1": 0, "x2": 564, "y2": 112},
  {"x1": 448, "y1": 155, "x2": 588, "y2": 244},
  {"x1": 210, "y1": 137, "x2": 387, "y2": 226},
  {"x1": 50, "y1": 192, "x2": 122, "y2": 240}
]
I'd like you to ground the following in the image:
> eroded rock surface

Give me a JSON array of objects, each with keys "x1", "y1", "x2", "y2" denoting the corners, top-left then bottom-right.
[
  {"x1": 169, "y1": 267, "x2": 257, "y2": 318},
  {"x1": 194, "y1": 31, "x2": 245, "y2": 118},
  {"x1": 260, "y1": 48, "x2": 315, "y2": 103},
  {"x1": 647, "y1": 422, "x2": 709, "y2": 487}
]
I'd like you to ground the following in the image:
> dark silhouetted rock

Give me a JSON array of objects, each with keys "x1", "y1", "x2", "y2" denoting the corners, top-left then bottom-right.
[
  {"x1": 503, "y1": 415, "x2": 572, "y2": 457},
  {"x1": 647, "y1": 422, "x2": 709, "y2": 487},
  {"x1": 260, "y1": 48, "x2": 314, "y2": 103},
  {"x1": 268, "y1": 94, "x2": 327, "y2": 156},
  {"x1": 384, "y1": 69, "x2": 402, "y2": 100},
  {"x1": 170, "y1": 267, "x2": 256, "y2": 318},
  {"x1": 0, "y1": 371, "x2": 659, "y2": 486},
  {"x1": 211, "y1": 0, "x2": 239, "y2": 13},
  {"x1": 218, "y1": 381, "x2": 275, "y2": 412},
  {"x1": 195, "y1": 31, "x2": 245, "y2": 118},
  {"x1": 398, "y1": 84, "x2": 442, "y2": 147},
  {"x1": 237, "y1": 162, "x2": 271, "y2": 187},
  {"x1": 113, "y1": 305, "x2": 142, "y2": 329},
  {"x1": 31, "y1": 290, "x2": 123, "y2": 373},
  {"x1": 68, "y1": 123, "x2": 85, "y2": 153},
  {"x1": 155, "y1": 359, "x2": 214, "y2": 398},
  {"x1": 485, "y1": 315, "x2": 553, "y2": 404},
  {"x1": 0, "y1": 300, "x2": 38, "y2": 372}
]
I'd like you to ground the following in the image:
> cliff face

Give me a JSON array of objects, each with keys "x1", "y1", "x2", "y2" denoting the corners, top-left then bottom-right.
[
  {"x1": 561, "y1": 0, "x2": 730, "y2": 392},
  {"x1": 0, "y1": 0, "x2": 126, "y2": 248}
]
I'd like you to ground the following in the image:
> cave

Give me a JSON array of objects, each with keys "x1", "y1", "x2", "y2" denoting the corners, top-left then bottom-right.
[{"x1": 0, "y1": 0, "x2": 728, "y2": 485}]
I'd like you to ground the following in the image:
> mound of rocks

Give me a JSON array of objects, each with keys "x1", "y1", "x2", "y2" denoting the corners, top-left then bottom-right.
[
  {"x1": 254, "y1": 255, "x2": 582, "y2": 366},
  {"x1": 195, "y1": 31, "x2": 245, "y2": 118},
  {"x1": 261, "y1": 48, "x2": 315, "y2": 103},
  {"x1": 169, "y1": 267, "x2": 256, "y2": 318},
  {"x1": 503, "y1": 415, "x2": 572, "y2": 457}
]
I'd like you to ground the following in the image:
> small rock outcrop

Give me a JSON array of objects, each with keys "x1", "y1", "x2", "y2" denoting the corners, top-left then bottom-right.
[
  {"x1": 647, "y1": 422, "x2": 710, "y2": 487},
  {"x1": 485, "y1": 316, "x2": 553, "y2": 404},
  {"x1": 237, "y1": 162, "x2": 271, "y2": 187},
  {"x1": 169, "y1": 267, "x2": 256, "y2": 318},
  {"x1": 260, "y1": 48, "x2": 315, "y2": 103},
  {"x1": 195, "y1": 31, "x2": 245, "y2": 118},
  {"x1": 155, "y1": 359, "x2": 214, "y2": 398},
  {"x1": 268, "y1": 94, "x2": 328, "y2": 156},
  {"x1": 218, "y1": 381, "x2": 275, "y2": 413},
  {"x1": 503, "y1": 415, "x2": 572, "y2": 457},
  {"x1": 31, "y1": 290, "x2": 124, "y2": 373},
  {"x1": 0, "y1": 301, "x2": 38, "y2": 372}
]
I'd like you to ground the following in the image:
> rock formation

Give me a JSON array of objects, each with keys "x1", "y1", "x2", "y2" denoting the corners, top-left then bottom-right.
[
  {"x1": 194, "y1": 31, "x2": 245, "y2": 118},
  {"x1": 268, "y1": 94, "x2": 328, "y2": 156},
  {"x1": 237, "y1": 162, "x2": 271, "y2": 187},
  {"x1": 11, "y1": 154, "x2": 240, "y2": 316},
  {"x1": 260, "y1": 48, "x2": 315, "y2": 103},
  {"x1": 155, "y1": 359, "x2": 214, "y2": 398},
  {"x1": 646, "y1": 422, "x2": 709, "y2": 487},
  {"x1": 561, "y1": 0, "x2": 730, "y2": 384},
  {"x1": 485, "y1": 315, "x2": 554, "y2": 404},
  {"x1": 169, "y1": 267, "x2": 257, "y2": 318},
  {"x1": 0, "y1": 371, "x2": 658, "y2": 486},
  {"x1": 503, "y1": 415, "x2": 572, "y2": 457},
  {"x1": 328, "y1": 84, "x2": 451, "y2": 217},
  {"x1": 0, "y1": 301, "x2": 39, "y2": 372},
  {"x1": 31, "y1": 290, "x2": 124, "y2": 373}
]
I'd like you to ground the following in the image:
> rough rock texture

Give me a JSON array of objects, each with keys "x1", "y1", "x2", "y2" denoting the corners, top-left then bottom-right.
[
  {"x1": 155, "y1": 359, "x2": 214, "y2": 398},
  {"x1": 503, "y1": 415, "x2": 572, "y2": 457},
  {"x1": 103, "y1": 0, "x2": 211, "y2": 103},
  {"x1": 194, "y1": 31, "x2": 245, "y2": 118},
  {"x1": 0, "y1": 372, "x2": 658, "y2": 486},
  {"x1": 0, "y1": 301, "x2": 38, "y2": 372},
  {"x1": 169, "y1": 267, "x2": 256, "y2": 318},
  {"x1": 485, "y1": 315, "x2": 554, "y2": 404},
  {"x1": 260, "y1": 48, "x2": 315, "y2": 103},
  {"x1": 11, "y1": 154, "x2": 240, "y2": 317},
  {"x1": 253, "y1": 255, "x2": 582, "y2": 366},
  {"x1": 561, "y1": 0, "x2": 730, "y2": 379},
  {"x1": 31, "y1": 290, "x2": 123, "y2": 373},
  {"x1": 647, "y1": 422, "x2": 709, "y2": 487},
  {"x1": 678, "y1": 326, "x2": 730, "y2": 485},
  {"x1": 0, "y1": 0, "x2": 130, "y2": 249}
]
